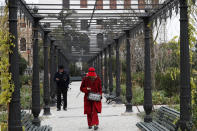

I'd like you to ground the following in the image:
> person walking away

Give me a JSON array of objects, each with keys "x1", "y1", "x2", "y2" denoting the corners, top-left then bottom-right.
[
  {"x1": 54, "y1": 65, "x2": 70, "y2": 111},
  {"x1": 80, "y1": 67, "x2": 102, "y2": 130}
]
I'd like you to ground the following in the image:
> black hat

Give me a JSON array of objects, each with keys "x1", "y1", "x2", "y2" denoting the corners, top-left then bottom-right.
[{"x1": 58, "y1": 65, "x2": 64, "y2": 69}]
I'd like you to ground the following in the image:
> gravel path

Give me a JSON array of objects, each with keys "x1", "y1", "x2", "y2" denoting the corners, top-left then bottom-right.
[{"x1": 41, "y1": 82, "x2": 142, "y2": 131}]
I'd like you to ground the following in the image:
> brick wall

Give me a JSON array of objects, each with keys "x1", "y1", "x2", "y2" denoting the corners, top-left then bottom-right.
[
  {"x1": 110, "y1": 0, "x2": 117, "y2": 9},
  {"x1": 80, "y1": 0, "x2": 87, "y2": 8},
  {"x1": 96, "y1": 0, "x2": 103, "y2": 9},
  {"x1": 124, "y1": 0, "x2": 131, "y2": 9}
]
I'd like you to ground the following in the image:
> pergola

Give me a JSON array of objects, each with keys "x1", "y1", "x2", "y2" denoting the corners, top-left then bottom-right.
[{"x1": 8, "y1": 0, "x2": 191, "y2": 130}]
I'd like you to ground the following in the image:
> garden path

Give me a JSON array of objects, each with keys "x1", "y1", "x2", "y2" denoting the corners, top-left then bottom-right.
[{"x1": 41, "y1": 82, "x2": 142, "y2": 131}]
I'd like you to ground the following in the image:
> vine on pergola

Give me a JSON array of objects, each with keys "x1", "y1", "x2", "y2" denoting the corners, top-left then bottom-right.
[{"x1": 50, "y1": 9, "x2": 90, "y2": 54}]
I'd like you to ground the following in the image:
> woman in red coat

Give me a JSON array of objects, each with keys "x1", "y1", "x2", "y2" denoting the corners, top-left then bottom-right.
[{"x1": 80, "y1": 67, "x2": 102, "y2": 130}]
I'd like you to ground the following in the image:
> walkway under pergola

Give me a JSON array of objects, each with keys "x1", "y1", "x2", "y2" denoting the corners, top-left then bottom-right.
[{"x1": 7, "y1": 0, "x2": 192, "y2": 130}]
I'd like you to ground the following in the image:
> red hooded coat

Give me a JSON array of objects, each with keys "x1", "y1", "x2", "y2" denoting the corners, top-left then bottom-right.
[{"x1": 80, "y1": 76, "x2": 102, "y2": 114}]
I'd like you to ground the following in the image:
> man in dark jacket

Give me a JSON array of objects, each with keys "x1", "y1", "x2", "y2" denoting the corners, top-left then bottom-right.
[{"x1": 54, "y1": 65, "x2": 70, "y2": 111}]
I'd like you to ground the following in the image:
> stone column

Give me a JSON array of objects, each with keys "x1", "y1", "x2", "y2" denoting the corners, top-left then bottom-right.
[
  {"x1": 91, "y1": 58, "x2": 94, "y2": 67},
  {"x1": 31, "y1": 15, "x2": 43, "y2": 126},
  {"x1": 54, "y1": 45, "x2": 58, "y2": 84},
  {"x1": 96, "y1": 55, "x2": 99, "y2": 74},
  {"x1": 94, "y1": 56, "x2": 97, "y2": 72},
  {"x1": 100, "y1": 51, "x2": 104, "y2": 88},
  {"x1": 98, "y1": 54, "x2": 101, "y2": 77},
  {"x1": 108, "y1": 44, "x2": 113, "y2": 95},
  {"x1": 8, "y1": 0, "x2": 22, "y2": 130},
  {"x1": 89, "y1": 58, "x2": 93, "y2": 67},
  {"x1": 58, "y1": 49, "x2": 62, "y2": 66},
  {"x1": 142, "y1": 17, "x2": 153, "y2": 122},
  {"x1": 124, "y1": 30, "x2": 132, "y2": 112},
  {"x1": 104, "y1": 48, "x2": 108, "y2": 93},
  {"x1": 91, "y1": 58, "x2": 93, "y2": 67},
  {"x1": 50, "y1": 39, "x2": 56, "y2": 106},
  {"x1": 115, "y1": 38, "x2": 122, "y2": 104},
  {"x1": 93, "y1": 58, "x2": 95, "y2": 68},
  {"x1": 179, "y1": 0, "x2": 192, "y2": 130},
  {"x1": 43, "y1": 30, "x2": 51, "y2": 115}
]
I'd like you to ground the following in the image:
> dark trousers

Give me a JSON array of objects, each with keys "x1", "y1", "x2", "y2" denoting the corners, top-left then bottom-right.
[{"x1": 57, "y1": 87, "x2": 67, "y2": 109}]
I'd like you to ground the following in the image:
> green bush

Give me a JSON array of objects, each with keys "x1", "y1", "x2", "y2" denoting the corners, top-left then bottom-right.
[
  {"x1": 0, "y1": 122, "x2": 25, "y2": 131},
  {"x1": 20, "y1": 83, "x2": 44, "y2": 110},
  {"x1": 155, "y1": 68, "x2": 180, "y2": 96},
  {"x1": 20, "y1": 75, "x2": 32, "y2": 86},
  {"x1": 0, "y1": 122, "x2": 8, "y2": 131},
  {"x1": 120, "y1": 85, "x2": 144, "y2": 105},
  {"x1": 120, "y1": 84, "x2": 126, "y2": 100},
  {"x1": 20, "y1": 85, "x2": 32, "y2": 109},
  {"x1": 120, "y1": 72, "x2": 126, "y2": 84},
  {"x1": 133, "y1": 87, "x2": 144, "y2": 105},
  {"x1": 132, "y1": 72, "x2": 144, "y2": 88},
  {"x1": 0, "y1": 112, "x2": 7, "y2": 123},
  {"x1": 120, "y1": 84, "x2": 179, "y2": 105},
  {"x1": 152, "y1": 91, "x2": 170, "y2": 105},
  {"x1": 168, "y1": 104, "x2": 180, "y2": 112}
]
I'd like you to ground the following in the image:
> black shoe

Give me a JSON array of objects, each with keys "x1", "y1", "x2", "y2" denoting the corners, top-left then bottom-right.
[
  {"x1": 88, "y1": 126, "x2": 92, "y2": 129},
  {"x1": 57, "y1": 108, "x2": 61, "y2": 111},
  {"x1": 94, "y1": 125, "x2": 98, "y2": 130},
  {"x1": 63, "y1": 107, "x2": 67, "y2": 111}
]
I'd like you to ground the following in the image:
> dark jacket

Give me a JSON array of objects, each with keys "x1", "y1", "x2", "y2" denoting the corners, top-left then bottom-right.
[{"x1": 54, "y1": 71, "x2": 70, "y2": 88}]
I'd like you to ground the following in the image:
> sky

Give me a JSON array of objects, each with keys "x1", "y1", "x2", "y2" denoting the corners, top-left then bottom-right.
[{"x1": 0, "y1": 0, "x2": 180, "y2": 42}]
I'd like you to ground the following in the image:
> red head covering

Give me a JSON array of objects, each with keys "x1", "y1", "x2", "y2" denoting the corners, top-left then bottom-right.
[{"x1": 88, "y1": 67, "x2": 97, "y2": 77}]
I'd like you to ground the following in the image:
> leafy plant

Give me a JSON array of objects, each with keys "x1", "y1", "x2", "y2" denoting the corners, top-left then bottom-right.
[
  {"x1": 191, "y1": 78, "x2": 197, "y2": 129},
  {"x1": 20, "y1": 75, "x2": 32, "y2": 86},
  {"x1": 20, "y1": 85, "x2": 32, "y2": 110},
  {"x1": 132, "y1": 72, "x2": 144, "y2": 88},
  {"x1": 20, "y1": 83, "x2": 44, "y2": 110},
  {"x1": 0, "y1": 122, "x2": 25, "y2": 131},
  {"x1": 155, "y1": 68, "x2": 180, "y2": 96},
  {"x1": 132, "y1": 87, "x2": 144, "y2": 105},
  {"x1": 0, "y1": 112, "x2": 7, "y2": 123},
  {"x1": 0, "y1": 6, "x2": 14, "y2": 106}
]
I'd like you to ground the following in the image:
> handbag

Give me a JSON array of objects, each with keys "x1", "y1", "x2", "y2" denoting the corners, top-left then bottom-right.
[{"x1": 88, "y1": 92, "x2": 101, "y2": 101}]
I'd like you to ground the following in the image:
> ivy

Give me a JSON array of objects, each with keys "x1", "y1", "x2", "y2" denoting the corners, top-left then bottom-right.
[
  {"x1": 0, "y1": 6, "x2": 14, "y2": 106},
  {"x1": 188, "y1": 0, "x2": 197, "y2": 129}
]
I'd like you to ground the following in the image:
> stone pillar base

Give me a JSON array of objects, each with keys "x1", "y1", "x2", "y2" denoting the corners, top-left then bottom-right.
[
  {"x1": 43, "y1": 105, "x2": 51, "y2": 115},
  {"x1": 32, "y1": 117, "x2": 40, "y2": 126},
  {"x1": 179, "y1": 120, "x2": 193, "y2": 131},
  {"x1": 103, "y1": 88, "x2": 108, "y2": 94},
  {"x1": 126, "y1": 103, "x2": 133, "y2": 112},
  {"x1": 115, "y1": 97, "x2": 122, "y2": 104},
  {"x1": 50, "y1": 98, "x2": 56, "y2": 107},
  {"x1": 144, "y1": 114, "x2": 152, "y2": 122}
]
